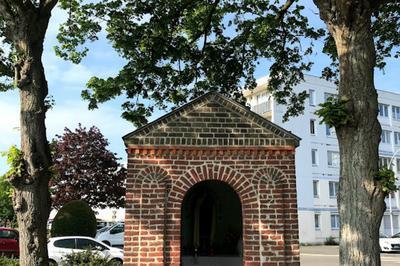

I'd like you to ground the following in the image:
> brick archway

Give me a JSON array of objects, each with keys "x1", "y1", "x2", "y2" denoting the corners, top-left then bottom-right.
[
  {"x1": 169, "y1": 163, "x2": 255, "y2": 203},
  {"x1": 165, "y1": 164, "x2": 257, "y2": 265}
]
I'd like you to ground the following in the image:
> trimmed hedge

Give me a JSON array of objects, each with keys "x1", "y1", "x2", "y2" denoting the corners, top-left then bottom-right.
[{"x1": 51, "y1": 200, "x2": 97, "y2": 237}]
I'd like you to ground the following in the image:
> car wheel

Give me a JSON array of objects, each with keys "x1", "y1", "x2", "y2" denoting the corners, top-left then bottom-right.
[
  {"x1": 49, "y1": 259, "x2": 58, "y2": 266},
  {"x1": 102, "y1": 240, "x2": 111, "y2": 246},
  {"x1": 109, "y1": 258, "x2": 123, "y2": 266}
]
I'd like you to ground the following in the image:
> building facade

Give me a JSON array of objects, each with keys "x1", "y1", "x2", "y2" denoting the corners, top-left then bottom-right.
[
  {"x1": 123, "y1": 92, "x2": 301, "y2": 265},
  {"x1": 244, "y1": 75, "x2": 400, "y2": 243}
]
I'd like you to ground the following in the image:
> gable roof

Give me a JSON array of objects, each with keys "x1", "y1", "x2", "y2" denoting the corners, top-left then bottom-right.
[{"x1": 123, "y1": 92, "x2": 300, "y2": 147}]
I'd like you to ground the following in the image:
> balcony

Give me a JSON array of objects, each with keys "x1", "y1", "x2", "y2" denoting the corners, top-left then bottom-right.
[{"x1": 251, "y1": 101, "x2": 272, "y2": 116}]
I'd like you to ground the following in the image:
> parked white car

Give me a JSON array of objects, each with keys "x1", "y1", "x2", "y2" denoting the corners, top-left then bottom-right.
[
  {"x1": 96, "y1": 222, "x2": 124, "y2": 248},
  {"x1": 379, "y1": 233, "x2": 400, "y2": 252},
  {"x1": 48, "y1": 236, "x2": 124, "y2": 265}
]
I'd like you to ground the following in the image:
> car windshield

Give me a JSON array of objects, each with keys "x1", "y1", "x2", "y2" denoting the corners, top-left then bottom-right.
[
  {"x1": 110, "y1": 223, "x2": 124, "y2": 234},
  {"x1": 0, "y1": 229, "x2": 18, "y2": 239},
  {"x1": 380, "y1": 234, "x2": 389, "y2": 238},
  {"x1": 97, "y1": 226, "x2": 110, "y2": 234}
]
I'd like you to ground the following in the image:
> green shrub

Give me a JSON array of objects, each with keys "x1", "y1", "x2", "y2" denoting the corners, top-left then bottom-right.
[
  {"x1": 59, "y1": 250, "x2": 109, "y2": 266},
  {"x1": 51, "y1": 200, "x2": 97, "y2": 237},
  {"x1": 0, "y1": 256, "x2": 19, "y2": 266},
  {"x1": 324, "y1": 236, "x2": 339, "y2": 245}
]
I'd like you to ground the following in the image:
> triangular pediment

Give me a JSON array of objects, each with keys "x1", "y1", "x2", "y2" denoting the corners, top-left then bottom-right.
[{"x1": 123, "y1": 92, "x2": 300, "y2": 147}]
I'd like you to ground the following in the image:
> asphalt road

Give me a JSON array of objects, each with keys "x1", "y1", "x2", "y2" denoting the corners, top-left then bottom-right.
[{"x1": 301, "y1": 246, "x2": 400, "y2": 265}]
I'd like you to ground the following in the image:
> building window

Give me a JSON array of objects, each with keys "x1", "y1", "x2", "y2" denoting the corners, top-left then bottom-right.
[
  {"x1": 313, "y1": 180, "x2": 319, "y2": 198},
  {"x1": 379, "y1": 157, "x2": 391, "y2": 168},
  {"x1": 309, "y1": 89, "x2": 316, "y2": 106},
  {"x1": 326, "y1": 124, "x2": 331, "y2": 136},
  {"x1": 394, "y1": 132, "x2": 400, "y2": 146},
  {"x1": 327, "y1": 151, "x2": 340, "y2": 167},
  {"x1": 379, "y1": 103, "x2": 389, "y2": 117},
  {"x1": 393, "y1": 106, "x2": 400, "y2": 121},
  {"x1": 381, "y1": 130, "x2": 391, "y2": 144},
  {"x1": 314, "y1": 213, "x2": 321, "y2": 230},
  {"x1": 310, "y1": 119, "x2": 316, "y2": 135},
  {"x1": 326, "y1": 124, "x2": 335, "y2": 136},
  {"x1": 331, "y1": 214, "x2": 340, "y2": 229},
  {"x1": 329, "y1": 181, "x2": 339, "y2": 198},
  {"x1": 311, "y1": 149, "x2": 318, "y2": 166},
  {"x1": 396, "y1": 158, "x2": 400, "y2": 172}
]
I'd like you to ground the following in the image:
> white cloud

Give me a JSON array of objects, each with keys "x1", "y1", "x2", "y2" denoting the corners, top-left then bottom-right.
[{"x1": 59, "y1": 64, "x2": 94, "y2": 86}]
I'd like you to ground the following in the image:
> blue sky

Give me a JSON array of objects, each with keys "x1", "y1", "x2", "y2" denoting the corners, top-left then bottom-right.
[{"x1": 0, "y1": 1, "x2": 399, "y2": 175}]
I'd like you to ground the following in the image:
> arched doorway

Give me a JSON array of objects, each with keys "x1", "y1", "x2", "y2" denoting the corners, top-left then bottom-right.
[{"x1": 181, "y1": 180, "x2": 243, "y2": 266}]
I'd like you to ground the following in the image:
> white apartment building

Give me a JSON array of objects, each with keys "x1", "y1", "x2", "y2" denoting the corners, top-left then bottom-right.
[{"x1": 244, "y1": 75, "x2": 400, "y2": 243}]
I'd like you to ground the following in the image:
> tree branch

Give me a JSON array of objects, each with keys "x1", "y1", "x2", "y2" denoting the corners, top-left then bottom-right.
[
  {"x1": 275, "y1": 0, "x2": 295, "y2": 20},
  {"x1": 5, "y1": 0, "x2": 35, "y2": 14},
  {"x1": 191, "y1": 0, "x2": 220, "y2": 44},
  {"x1": 6, "y1": 0, "x2": 25, "y2": 11},
  {"x1": 0, "y1": 0, "x2": 16, "y2": 21},
  {"x1": 40, "y1": 0, "x2": 58, "y2": 14}
]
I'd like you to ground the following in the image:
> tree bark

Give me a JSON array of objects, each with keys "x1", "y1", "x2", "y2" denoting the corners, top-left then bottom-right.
[
  {"x1": 10, "y1": 10, "x2": 53, "y2": 266},
  {"x1": 314, "y1": 1, "x2": 385, "y2": 265}
]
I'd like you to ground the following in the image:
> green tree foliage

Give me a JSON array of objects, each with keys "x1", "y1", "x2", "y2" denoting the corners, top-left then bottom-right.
[
  {"x1": 55, "y1": 0, "x2": 327, "y2": 125},
  {"x1": 51, "y1": 124, "x2": 126, "y2": 209},
  {"x1": 376, "y1": 168, "x2": 398, "y2": 195},
  {"x1": 1, "y1": 145, "x2": 25, "y2": 186},
  {"x1": 315, "y1": 97, "x2": 351, "y2": 128},
  {"x1": 53, "y1": 1, "x2": 400, "y2": 126},
  {"x1": 0, "y1": 145, "x2": 25, "y2": 227},
  {"x1": 0, "y1": 174, "x2": 15, "y2": 227},
  {"x1": 51, "y1": 200, "x2": 97, "y2": 238}
]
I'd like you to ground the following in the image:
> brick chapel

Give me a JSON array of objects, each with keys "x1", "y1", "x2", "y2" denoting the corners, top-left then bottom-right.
[{"x1": 122, "y1": 92, "x2": 300, "y2": 265}]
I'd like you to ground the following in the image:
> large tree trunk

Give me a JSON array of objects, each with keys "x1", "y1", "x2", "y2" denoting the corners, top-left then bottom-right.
[
  {"x1": 314, "y1": 1, "x2": 386, "y2": 265},
  {"x1": 10, "y1": 11, "x2": 53, "y2": 266}
]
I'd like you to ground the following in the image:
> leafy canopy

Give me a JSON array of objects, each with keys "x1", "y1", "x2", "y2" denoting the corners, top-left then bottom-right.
[
  {"x1": 0, "y1": 2, "x2": 398, "y2": 126},
  {"x1": 50, "y1": 0, "x2": 400, "y2": 127},
  {"x1": 51, "y1": 124, "x2": 126, "y2": 209}
]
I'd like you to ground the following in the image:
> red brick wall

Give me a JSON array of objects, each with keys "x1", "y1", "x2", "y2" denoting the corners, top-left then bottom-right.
[{"x1": 124, "y1": 146, "x2": 299, "y2": 266}]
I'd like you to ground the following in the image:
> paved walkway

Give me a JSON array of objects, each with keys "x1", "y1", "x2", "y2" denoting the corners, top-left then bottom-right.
[
  {"x1": 181, "y1": 247, "x2": 400, "y2": 265},
  {"x1": 300, "y1": 246, "x2": 400, "y2": 265},
  {"x1": 182, "y1": 256, "x2": 242, "y2": 266}
]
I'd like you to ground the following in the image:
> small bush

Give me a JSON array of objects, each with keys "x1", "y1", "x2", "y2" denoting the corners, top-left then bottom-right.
[
  {"x1": 60, "y1": 250, "x2": 109, "y2": 266},
  {"x1": 324, "y1": 236, "x2": 339, "y2": 245},
  {"x1": 0, "y1": 257, "x2": 19, "y2": 266},
  {"x1": 51, "y1": 200, "x2": 97, "y2": 237}
]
